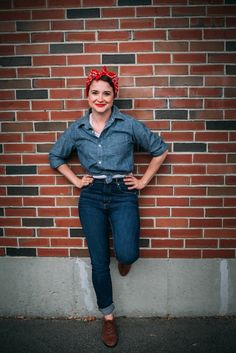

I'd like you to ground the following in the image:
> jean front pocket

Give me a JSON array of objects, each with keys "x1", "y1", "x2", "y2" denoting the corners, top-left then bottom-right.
[{"x1": 116, "y1": 181, "x2": 138, "y2": 195}]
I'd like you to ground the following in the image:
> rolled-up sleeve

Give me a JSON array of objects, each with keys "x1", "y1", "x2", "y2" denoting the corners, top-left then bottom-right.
[
  {"x1": 49, "y1": 126, "x2": 75, "y2": 169},
  {"x1": 132, "y1": 119, "x2": 168, "y2": 156}
]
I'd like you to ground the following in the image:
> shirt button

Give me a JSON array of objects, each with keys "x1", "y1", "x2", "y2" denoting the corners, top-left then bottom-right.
[
  {"x1": 98, "y1": 161, "x2": 101, "y2": 164},
  {"x1": 98, "y1": 144, "x2": 102, "y2": 147}
]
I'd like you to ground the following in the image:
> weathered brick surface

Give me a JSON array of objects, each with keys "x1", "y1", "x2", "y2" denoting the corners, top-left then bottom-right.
[{"x1": 0, "y1": 1, "x2": 235, "y2": 258}]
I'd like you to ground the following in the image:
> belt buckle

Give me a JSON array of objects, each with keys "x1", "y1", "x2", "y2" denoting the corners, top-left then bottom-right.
[{"x1": 105, "y1": 175, "x2": 113, "y2": 184}]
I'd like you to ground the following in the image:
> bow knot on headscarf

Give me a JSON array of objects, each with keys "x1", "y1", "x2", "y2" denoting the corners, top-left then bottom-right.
[{"x1": 86, "y1": 66, "x2": 118, "y2": 97}]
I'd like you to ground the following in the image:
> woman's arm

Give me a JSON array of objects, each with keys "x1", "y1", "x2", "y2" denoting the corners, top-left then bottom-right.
[
  {"x1": 57, "y1": 164, "x2": 93, "y2": 189},
  {"x1": 124, "y1": 149, "x2": 168, "y2": 190}
]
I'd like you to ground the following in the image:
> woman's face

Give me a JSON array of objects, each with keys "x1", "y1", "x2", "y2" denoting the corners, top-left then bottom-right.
[{"x1": 87, "y1": 79, "x2": 114, "y2": 115}]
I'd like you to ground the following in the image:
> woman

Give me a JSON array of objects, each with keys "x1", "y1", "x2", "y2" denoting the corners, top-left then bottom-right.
[{"x1": 49, "y1": 66, "x2": 168, "y2": 347}]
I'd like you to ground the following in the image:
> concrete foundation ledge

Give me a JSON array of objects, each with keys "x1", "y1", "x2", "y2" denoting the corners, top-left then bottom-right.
[{"x1": 0, "y1": 258, "x2": 235, "y2": 318}]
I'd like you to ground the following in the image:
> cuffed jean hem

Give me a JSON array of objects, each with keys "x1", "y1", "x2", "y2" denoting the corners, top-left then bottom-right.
[{"x1": 99, "y1": 303, "x2": 115, "y2": 316}]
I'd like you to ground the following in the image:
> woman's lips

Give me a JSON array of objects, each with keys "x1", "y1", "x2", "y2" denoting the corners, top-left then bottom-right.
[{"x1": 95, "y1": 103, "x2": 106, "y2": 107}]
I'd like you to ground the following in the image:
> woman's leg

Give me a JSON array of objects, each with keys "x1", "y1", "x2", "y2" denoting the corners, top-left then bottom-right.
[
  {"x1": 79, "y1": 188, "x2": 114, "y2": 315},
  {"x1": 109, "y1": 187, "x2": 140, "y2": 265}
]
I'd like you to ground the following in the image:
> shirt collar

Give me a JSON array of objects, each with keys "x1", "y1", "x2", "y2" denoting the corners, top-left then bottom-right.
[{"x1": 77, "y1": 105, "x2": 124, "y2": 130}]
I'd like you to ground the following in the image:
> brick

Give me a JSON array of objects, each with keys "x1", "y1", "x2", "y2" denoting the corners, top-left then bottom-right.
[
  {"x1": 169, "y1": 29, "x2": 202, "y2": 40},
  {"x1": 191, "y1": 110, "x2": 223, "y2": 121},
  {"x1": 67, "y1": 31, "x2": 96, "y2": 42},
  {"x1": 98, "y1": 31, "x2": 131, "y2": 41},
  {"x1": 115, "y1": 99, "x2": 132, "y2": 109},
  {"x1": 7, "y1": 187, "x2": 38, "y2": 196},
  {"x1": 85, "y1": 43, "x2": 117, "y2": 53},
  {"x1": 102, "y1": 7, "x2": 134, "y2": 18},
  {"x1": 172, "y1": 208, "x2": 204, "y2": 217},
  {"x1": 16, "y1": 21, "x2": 50, "y2": 31},
  {"x1": 137, "y1": 53, "x2": 170, "y2": 64},
  {"x1": 0, "y1": 218, "x2": 21, "y2": 227},
  {"x1": 156, "y1": 218, "x2": 188, "y2": 228},
  {"x1": 186, "y1": 239, "x2": 217, "y2": 248},
  {"x1": 206, "y1": 120, "x2": 236, "y2": 130},
  {"x1": 5, "y1": 228, "x2": 34, "y2": 237},
  {"x1": 207, "y1": 165, "x2": 236, "y2": 175},
  {"x1": 170, "y1": 76, "x2": 203, "y2": 86},
  {"x1": 191, "y1": 176, "x2": 224, "y2": 186},
  {"x1": 207, "y1": 5, "x2": 236, "y2": 17},
  {"x1": 190, "y1": 65, "x2": 224, "y2": 75},
  {"x1": 155, "y1": 18, "x2": 188, "y2": 28},
  {"x1": 0, "y1": 11, "x2": 30, "y2": 21},
  {"x1": 102, "y1": 54, "x2": 135, "y2": 64},
  {"x1": 0, "y1": 197, "x2": 22, "y2": 207},
  {"x1": 19, "y1": 238, "x2": 49, "y2": 247},
  {"x1": 169, "y1": 250, "x2": 201, "y2": 258},
  {"x1": 69, "y1": 249, "x2": 90, "y2": 257},
  {"x1": 34, "y1": 122, "x2": 66, "y2": 132},
  {"x1": 23, "y1": 197, "x2": 55, "y2": 206},
  {"x1": 22, "y1": 218, "x2": 53, "y2": 227},
  {"x1": 32, "y1": 10, "x2": 65, "y2": 20},
  {"x1": 174, "y1": 143, "x2": 206, "y2": 152},
  {"x1": 121, "y1": 63, "x2": 152, "y2": 75},
  {"x1": 209, "y1": 143, "x2": 236, "y2": 153},
  {"x1": 175, "y1": 187, "x2": 206, "y2": 196},
  {"x1": 86, "y1": 19, "x2": 119, "y2": 30},
  {"x1": 0, "y1": 79, "x2": 31, "y2": 89},
  {"x1": 48, "y1": 0, "x2": 82, "y2": 6},
  {"x1": 202, "y1": 250, "x2": 235, "y2": 259},
  {"x1": 38, "y1": 248, "x2": 69, "y2": 257},
  {"x1": 51, "y1": 66, "x2": 83, "y2": 77},
  {"x1": 14, "y1": 0, "x2": 45, "y2": 8},
  {"x1": 173, "y1": 54, "x2": 206, "y2": 63},
  {"x1": 170, "y1": 229, "x2": 202, "y2": 238},
  {"x1": 119, "y1": 42, "x2": 153, "y2": 53},
  {"x1": 50, "y1": 43, "x2": 83, "y2": 54},
  {"x1": 16, "y1": 44, "x2": 48, "y2": 55},
  {"x1": 2, "y1": 122, "x2": 33, "y2": 133},
  {"x1": 24, "y1": 133, "x2": 55, "y2": 143},
  {"x1": 0, "y1": 68, "x2": 16, "y2": 78},
  {"x1": 191, "y1": 17, "x2": 224, "y2": 28},
  {"x1": 16, "y1": 90, "x2": 48, "y2": 99},
  {"x1": 0, "y1": 238, "x2": 17, "y2": 247},
  {"x1": 6, "y1": 248, "x2": 36, "y2": 256},
  {"x1": 195, "y1": 131, "x2": 227, "y2": 141},
  {"x1": 118, "y1": 0, "x2": 151, "y2": 5},
  {"x1": 51, "y1": 238, "x2": 83, "y2": 247},
  {"x1": 33, "y1": 55, "x2": 66, "y2": 66},
  {"x1": 67, "y1": 8, "x2": 100, "y2": 18},
  {"x1": 152, "y1": 239, "x2": 183, "y2": 248},
  {"x1": 139, "y1": 249, "x2": 167, "y2": 258},
  {"x1": 209, "y1": 53, "x2": 236, "y2": 64},
  {"x1": 205, "y1": 229, "x2": 236, "y2": 238},
  {"x1": 0, "y1": 56, "x2": 31, "y2": 66},
  {"x1": 208, "y1": 30, "x2": 236, "y2": 42},
  {"x1": 32, "y1": 32, "x2": 63, "y2": 43},
  {"x1": 157, "y1": 197, "x2": 189, "y2": 207},
  {"x1": 156, "y1": 41, "x2": 188, "y2": 52},
  {"x1": 226, "y1": 66, "x2": 236, "y2": 75},
  {"x1": 173, "y1": 5, "x2": 205, "y2": 16},
  {"x1": 134, "y1": 30, "x2": 166, "y2": 40}
]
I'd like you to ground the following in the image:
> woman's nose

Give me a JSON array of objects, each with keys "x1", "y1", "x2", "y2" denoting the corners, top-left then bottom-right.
[{"x1": 97, "y1": 94, "x2": 104, "y2": 102}]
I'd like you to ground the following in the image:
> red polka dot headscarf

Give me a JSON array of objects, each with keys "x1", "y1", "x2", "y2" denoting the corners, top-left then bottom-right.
[{"x1": 86, "y1": 66, "x2": 119, "y2": 98}]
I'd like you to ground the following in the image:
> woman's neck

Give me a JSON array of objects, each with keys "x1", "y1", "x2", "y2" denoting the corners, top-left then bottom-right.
[{"x1": 91, "y1": 109, "x2": 112, "y2": 124}]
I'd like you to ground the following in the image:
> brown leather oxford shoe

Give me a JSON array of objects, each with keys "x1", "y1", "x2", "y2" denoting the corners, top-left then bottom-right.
[
  {"x1": 101, "y1": 318, "x2": 118, "y2": 347},
  {"x1": 118, "y1": 262, "x2": 131, "y2": 276}
]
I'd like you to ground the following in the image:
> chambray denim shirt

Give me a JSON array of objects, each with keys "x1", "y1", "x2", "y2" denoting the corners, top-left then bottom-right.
[{"x1": 49, "y1": 105, "x2": 168, "y2": 177}]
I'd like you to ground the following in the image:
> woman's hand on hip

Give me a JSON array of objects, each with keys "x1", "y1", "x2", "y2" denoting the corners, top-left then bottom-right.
[
  {"x1": 123, "y1": 174, "x2": 146, "y2": 190},
  {"x1": 76, "y1": 175, "x2": 93, "y2": 188}
]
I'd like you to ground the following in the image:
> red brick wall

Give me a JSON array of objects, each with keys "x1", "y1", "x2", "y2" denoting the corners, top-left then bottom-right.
[{"x1": 0, "y1": 0, "x2": 236, "y2": 259}]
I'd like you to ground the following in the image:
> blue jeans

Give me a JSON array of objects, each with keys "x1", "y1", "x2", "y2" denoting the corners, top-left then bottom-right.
[{"x1": 78, "y1": 178, "x2": 140, "y2": 316}]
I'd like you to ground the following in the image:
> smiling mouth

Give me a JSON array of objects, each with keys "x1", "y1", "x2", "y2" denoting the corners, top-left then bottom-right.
[{"x1": 95, "y1": 104, "x2": 106, "y2": 107}]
